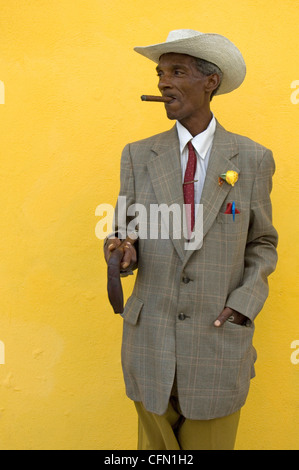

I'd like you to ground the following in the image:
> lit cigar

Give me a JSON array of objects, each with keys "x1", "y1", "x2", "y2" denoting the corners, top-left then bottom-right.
[{"x1": 141, "y1": 95, "x2": 173, "y2": 103}]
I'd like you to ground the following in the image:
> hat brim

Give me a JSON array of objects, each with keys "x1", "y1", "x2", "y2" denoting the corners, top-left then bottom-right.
[{"x1": 134, "y1": 33, "x2": 246, "y2": 95}]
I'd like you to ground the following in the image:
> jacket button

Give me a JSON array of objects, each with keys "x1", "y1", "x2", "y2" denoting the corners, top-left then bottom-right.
[
  {"x1": 182, "y1": 276, "x2": 190, "y2": 284},
  {"x1": 178, "y1": 313, "x2": 186, "y2": 321}
]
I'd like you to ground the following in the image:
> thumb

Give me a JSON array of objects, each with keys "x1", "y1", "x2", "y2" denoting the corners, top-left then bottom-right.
[{"x1": 214, "y1": 307, "x2": 234, "y2": 327}]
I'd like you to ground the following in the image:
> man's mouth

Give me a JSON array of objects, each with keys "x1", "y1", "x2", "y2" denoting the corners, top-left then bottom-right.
[{"x1": 163, "y1": 95, "x2": 177, "y2": 104}]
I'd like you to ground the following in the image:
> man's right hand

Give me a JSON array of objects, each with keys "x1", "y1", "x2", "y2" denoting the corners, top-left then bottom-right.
[{"x1": 104, "y1": 237, "x2": 137, "y2": 271}]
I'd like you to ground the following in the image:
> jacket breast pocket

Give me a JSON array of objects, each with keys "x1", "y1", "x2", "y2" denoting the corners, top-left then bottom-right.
[
  {"x1": 216, "y1": 212, "x2": 244, "y2": 224},
  {"x1": 121, "y1": 295, "x2": 144, "y2": 326}
]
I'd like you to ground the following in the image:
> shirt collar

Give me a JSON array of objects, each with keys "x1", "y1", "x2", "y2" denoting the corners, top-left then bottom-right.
[{"x1": 176, "y1": 114, "x2": 216, "y2": 160}]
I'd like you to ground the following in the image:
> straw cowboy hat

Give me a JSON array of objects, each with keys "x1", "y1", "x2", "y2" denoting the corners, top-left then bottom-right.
[{"x1": 134, "y1": 29, "x2": 246, "y2": 95}]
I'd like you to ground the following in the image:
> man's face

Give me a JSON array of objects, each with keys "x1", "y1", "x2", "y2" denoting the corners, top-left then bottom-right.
[{"x1": 156, "y1": 53, "x2": 210, "y2": 129}]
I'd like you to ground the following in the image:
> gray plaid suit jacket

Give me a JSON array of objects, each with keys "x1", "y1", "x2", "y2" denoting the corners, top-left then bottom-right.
[{"x1": 113, "y1": 121, "x2": 278, "y2": 420}]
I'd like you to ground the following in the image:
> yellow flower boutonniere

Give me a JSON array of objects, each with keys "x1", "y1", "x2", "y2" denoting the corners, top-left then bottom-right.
[{"x1": 218, "y1": 171, "x2": 239, "y2": 187}]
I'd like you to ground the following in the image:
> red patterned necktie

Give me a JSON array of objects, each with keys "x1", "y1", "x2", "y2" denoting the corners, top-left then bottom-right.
[{"x1": 183, "y1": 141, "x2": 197, "y2": 239}]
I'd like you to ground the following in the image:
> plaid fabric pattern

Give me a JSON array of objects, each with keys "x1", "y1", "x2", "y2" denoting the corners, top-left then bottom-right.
[{"x1": 114, "y1": 121, "x2": 278, "y2": 420}]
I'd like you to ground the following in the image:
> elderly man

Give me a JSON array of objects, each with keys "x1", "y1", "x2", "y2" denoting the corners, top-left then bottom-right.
[{"x1": 104, "y1": 29, "x2": 278, "y2": 450}]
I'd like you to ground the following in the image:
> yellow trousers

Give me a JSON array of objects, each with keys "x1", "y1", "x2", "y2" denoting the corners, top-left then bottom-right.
[{"x1": 135, "y1": 398, "x2": 240, "y2": 450}]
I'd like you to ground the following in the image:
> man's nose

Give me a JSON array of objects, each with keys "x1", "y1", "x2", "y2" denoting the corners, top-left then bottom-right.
[{"x1": 158, "y1": 74, "x2": 173, "y2": 90}]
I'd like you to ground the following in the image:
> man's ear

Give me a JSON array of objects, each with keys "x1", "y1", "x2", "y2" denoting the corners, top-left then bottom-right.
[{"x1": 205, "y1": 73, "x2": 221, "y2": 95}]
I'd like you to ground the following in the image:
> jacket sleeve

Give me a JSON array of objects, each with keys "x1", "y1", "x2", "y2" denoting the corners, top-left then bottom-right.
[
  {"x1": 225, "y1": 149, "x2": 278, "y2": 322},
  {"x1": 104, "y1": 144, "x2": 138, "y2": 276}
]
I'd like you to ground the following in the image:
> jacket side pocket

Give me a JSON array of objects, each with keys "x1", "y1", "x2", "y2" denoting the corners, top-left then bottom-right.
[{"x1": 121, "y1": 295, "x2": 144, "y2": 326}]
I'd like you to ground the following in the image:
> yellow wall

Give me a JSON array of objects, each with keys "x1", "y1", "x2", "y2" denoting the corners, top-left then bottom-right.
[{"x1": 0, "y1": 0, "x2": 298, "y2": 450}]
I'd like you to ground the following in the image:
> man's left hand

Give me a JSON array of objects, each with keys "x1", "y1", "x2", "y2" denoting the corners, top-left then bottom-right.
[{"x1": 214, "y1": 307, "x2": 247, "y2": 327}]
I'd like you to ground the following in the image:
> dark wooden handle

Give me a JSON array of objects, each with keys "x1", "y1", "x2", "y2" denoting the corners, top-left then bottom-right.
[{"x1": 107, "y1": 236, "x2": 137, "y2": 314}]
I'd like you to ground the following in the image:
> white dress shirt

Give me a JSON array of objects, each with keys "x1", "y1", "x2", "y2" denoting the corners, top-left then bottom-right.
[{"x1": 176, "y1": 115, "x2": 216, "y2": 214}]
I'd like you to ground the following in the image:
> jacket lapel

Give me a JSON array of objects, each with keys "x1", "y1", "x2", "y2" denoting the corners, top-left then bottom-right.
[
  {"x1": 147, "y1": 126, "x2": 186, "y2": 261},
  {"x1": 146, "y1": 122, "x2": 240, "y2": 263},
  {"x1": 183, "y1": 121, "x2": 240, "y2": 264},
  {"x1": 201, "y1": 122, "x2": 239, "y2": 229}
]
